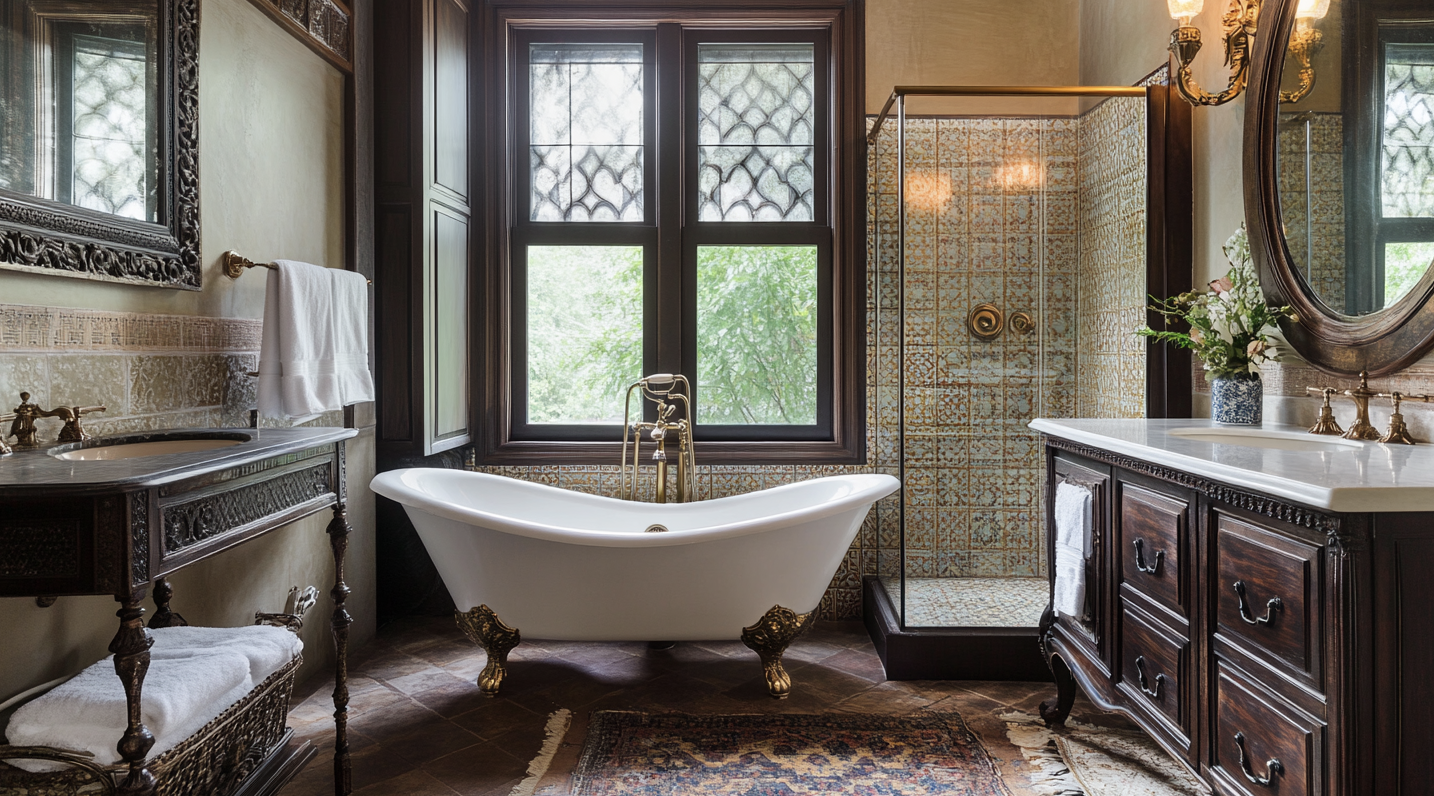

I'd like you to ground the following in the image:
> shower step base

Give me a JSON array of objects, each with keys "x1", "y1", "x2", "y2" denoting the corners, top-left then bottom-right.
[{"x1": 862, "y1": 576, "x2": 1051, "y2": 682}]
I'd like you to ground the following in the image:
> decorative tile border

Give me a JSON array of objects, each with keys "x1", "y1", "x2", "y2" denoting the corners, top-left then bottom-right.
[{"x1": 0, "y1": 303, "x2": 263, "y2": 353}]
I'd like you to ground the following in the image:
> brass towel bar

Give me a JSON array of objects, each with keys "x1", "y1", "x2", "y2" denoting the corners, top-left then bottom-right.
[{"x1": 221, "y1": 250, "x2": 371, "y2": 285}]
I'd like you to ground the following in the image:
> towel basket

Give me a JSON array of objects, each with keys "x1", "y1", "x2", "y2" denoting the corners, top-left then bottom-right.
[{"x1": 0, "y1": 654, "x2": 303, "y2": 796}]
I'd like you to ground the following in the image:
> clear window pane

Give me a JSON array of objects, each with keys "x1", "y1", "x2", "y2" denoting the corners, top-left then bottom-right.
[
  {"x1": 530, "y1": 43, "x2": 644, "y2": 222},
  {"x1": 1382, "y1": 43, "x2": 1434, "y2": 219},
  {"x1": 1385, "y1": 241, "x2": 1434, "y2": 307},
  {"x1": 72, "y1": 35, "x2": 150, "y2": 221},
  {"x1": 697, "y1": 43, "x2": 814, "y2": 222},
  {"x1": 527, "y1": 245, "x2": 643, "y2": 423},
  {"x1": 697, "y1": 245, "x2": 818, "y2": 424}
]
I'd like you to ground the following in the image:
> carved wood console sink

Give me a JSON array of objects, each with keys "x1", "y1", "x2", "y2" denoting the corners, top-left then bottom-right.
[{"x1": 0, "y1": 426, "x2": 358, "y2": 796}]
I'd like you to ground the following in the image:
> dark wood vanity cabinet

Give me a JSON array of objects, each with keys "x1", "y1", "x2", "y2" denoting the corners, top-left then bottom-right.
[{"x1": 1040, "y1": 436, "x2": 1431, "y2": 796}]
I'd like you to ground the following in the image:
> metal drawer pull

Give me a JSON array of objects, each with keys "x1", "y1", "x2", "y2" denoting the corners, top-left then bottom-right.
[
  {"x1": 1134, "y1": 655, "x2": 1165, "y2": 700},
  {"x1": 1233, "y1": 580, "x2": 1283, "y2": 626},
  {"x1": 1233, "y1": 731, "x2": 1284, "y2": 787},
  {"x1": 1133, "y1": 538, "x2": 1164, "y2": 574}
]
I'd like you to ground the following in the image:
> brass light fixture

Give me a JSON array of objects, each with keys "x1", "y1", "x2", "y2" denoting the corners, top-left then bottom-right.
[{"x1": 1166, "y1": 0, "x2": 1329, "y2": 107}]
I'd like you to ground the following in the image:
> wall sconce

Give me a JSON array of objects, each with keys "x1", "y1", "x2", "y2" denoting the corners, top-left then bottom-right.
[
  {"x1": 1166, "y1": 0, "x2": 1329, "y2": 107},
  {"x1": 1167, "y1": 0, "x2": 1261, "y2": 107},
  {"x1": 1280, "y1": 0, "x2": 1329, "y2": 103}
]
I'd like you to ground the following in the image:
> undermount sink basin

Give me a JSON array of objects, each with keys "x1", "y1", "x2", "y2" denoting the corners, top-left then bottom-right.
[
  {"x1": 1168, "y1": 426, "x2": 1364, "y2": 452},
  {"x1": 53, "y1": 438, "x2": 244, "y2": 461}
]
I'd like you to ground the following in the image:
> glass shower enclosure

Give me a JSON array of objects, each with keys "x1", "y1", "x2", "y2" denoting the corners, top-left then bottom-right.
[{"x1": 867, "y1": 85, "x2": 1154, "y2": 634}]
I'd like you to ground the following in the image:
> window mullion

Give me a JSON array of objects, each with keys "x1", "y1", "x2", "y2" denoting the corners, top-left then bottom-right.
[{"x1": 654, "y1": 22, "x2": 684, "y2": 380}]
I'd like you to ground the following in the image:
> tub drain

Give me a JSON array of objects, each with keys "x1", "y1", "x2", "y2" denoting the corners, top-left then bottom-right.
[{"x1": 644, "y1": 524, "x2": 669, "y2": 533}]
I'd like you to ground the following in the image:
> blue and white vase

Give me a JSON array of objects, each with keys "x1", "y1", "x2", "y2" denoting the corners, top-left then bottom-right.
[{"x1": 1211, "y1": 372, "x2": 1263, "y2": 425}]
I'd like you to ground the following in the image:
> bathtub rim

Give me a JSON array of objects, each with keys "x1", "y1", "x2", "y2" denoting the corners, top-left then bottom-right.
[{"x1": 370, "y1": 469, "x2": 898, "y2": 548}]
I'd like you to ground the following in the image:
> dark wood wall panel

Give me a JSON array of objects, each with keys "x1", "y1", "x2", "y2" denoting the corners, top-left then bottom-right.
[
  {"x1": 431, "y1": 208, "x2": 470, "y2": 442},
  {"x1": 433, "y1": 0, "x2": 469, "y2": 199},
  {"x1": 374, "y1": 0, "x2": 412, "y2": 189},
  {"x1": 377, "y1": 204, "x2": 414, "y2": 441}
]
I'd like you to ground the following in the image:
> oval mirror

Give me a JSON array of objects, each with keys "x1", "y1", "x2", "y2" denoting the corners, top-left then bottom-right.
[{"x1": 1247, "y1": 0, "x2": 1434, "y2": 374}]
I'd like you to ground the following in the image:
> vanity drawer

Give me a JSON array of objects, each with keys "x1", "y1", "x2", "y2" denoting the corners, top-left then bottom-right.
[
  {"x1": 1213, "y1": 662, "x2": 1323, "y2": 796},
  {"x1": 1118, "y1": 481, "x2": 1189, "y2": 615},
  {"x1": 1215, "y1": 513, "x2": 1323, "y2": 682},
  {"x1": 1118, "y1": 599, "x2": 1190, "y2": 739}
]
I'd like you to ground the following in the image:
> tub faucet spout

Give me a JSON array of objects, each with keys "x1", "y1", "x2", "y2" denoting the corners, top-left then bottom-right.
[{"x1": 621, "y1": 375, "x2": 697, "y2": 503}]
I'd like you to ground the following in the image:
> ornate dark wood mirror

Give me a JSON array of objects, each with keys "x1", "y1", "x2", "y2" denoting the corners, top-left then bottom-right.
[
  {"x1": 1247, "y1": 0, "x2": 1434, "y2": 375},
  {"x1": 0, "y1": 0, "x2": 198, "y2": 289}
]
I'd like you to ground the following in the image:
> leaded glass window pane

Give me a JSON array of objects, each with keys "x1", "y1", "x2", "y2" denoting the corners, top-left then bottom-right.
[
  {"x1": 697, "y1": 43, "x2": 814, "y2": 222},
  {"x1": 71, "y1": 35, "x2": 149, "y2": 221},
  {"x1": 529, "y1": 43, "x2": 644, "y2": 222},
  {"x1": 1382, "y1": 43, "x2": 1434, "y2": 219}
]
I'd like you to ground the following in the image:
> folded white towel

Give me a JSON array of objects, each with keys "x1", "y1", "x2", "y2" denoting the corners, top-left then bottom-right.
[
  {"x1": 258, "y1": 260, "x2": 374, "y2": 422},
  {"x1": 4, "y1": 625, "x2": 304, "y2": 773},
  {"x1": 4, "y1": 652, "x2": 250, "y2": 771},
  {"x1": 150, "y1": 624, "x2": 303, "y2": 684},
  {"x1": 1055, "y1": 481, "x2": 1093, "y2": 558},
  {"x1": 1054, "y1": 482, "x2": 1093, "y2": 619}
]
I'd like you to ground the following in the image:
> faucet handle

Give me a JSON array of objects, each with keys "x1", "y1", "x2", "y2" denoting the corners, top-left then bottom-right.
[
  {"x1": 1305, "y1": 387, "x2": 1343, "y2": 436},
  {"x1": 1374, "y1": 392, "x2": 1428, "y2": 445},
  {"x1": 57, "y1": 405, "x2": 106, "y2": 443}
]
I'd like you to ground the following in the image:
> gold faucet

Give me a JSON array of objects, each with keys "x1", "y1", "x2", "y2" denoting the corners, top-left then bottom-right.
[
  {"x1": 1306, "y1": 372, "x2": 1381, "y2": 441},
  {"x1": 4, "y1": 392, "x2": 106, "y2": 448},
  {"x1": 620, "y1": 375, "x2": 696, "y2": 503},
  {"x1": 1375, "y1": 392, "x2": 1431, "y2": 445}
]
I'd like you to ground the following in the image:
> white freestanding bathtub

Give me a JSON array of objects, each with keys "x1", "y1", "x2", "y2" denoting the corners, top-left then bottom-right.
[{"x1": 370, "y1": 468, "x2": 899, "y2": 696}]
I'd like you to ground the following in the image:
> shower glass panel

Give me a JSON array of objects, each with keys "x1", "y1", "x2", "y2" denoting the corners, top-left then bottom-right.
[{"x1": 870, "y1": 90, "x2": 1151, "y2": 630}]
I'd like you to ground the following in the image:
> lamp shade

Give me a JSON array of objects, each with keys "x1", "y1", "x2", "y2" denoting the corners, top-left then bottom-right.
[
  {"x1": 1295, "y1": 0, "x2": 1331, "y2": 19},
  {"x1": 1167, "y1": 0, "x2": 1203, "y2": 24}
]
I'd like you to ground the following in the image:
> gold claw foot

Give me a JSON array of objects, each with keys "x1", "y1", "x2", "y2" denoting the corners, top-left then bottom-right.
[
  {"x1": 456, "y1": 605, "x2": 520, "y2": 696},
  {"x1": 741, "y1": 605, "x2": 814, "y2": 699}
]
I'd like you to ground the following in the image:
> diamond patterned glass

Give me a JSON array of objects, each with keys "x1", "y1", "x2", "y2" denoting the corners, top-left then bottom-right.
[
  {"x1": 1383, "y1": 44, "x2": 1434, "y2": 219},
  {"x1": 697, "y1": 43, "x2": 815, "y2": 222},
  {"x1": 530, "y1": 43, "x2": 644, "y2": 222},
  {"x1": 71, "y1": 35, "x2": 151, "y2": 221}
]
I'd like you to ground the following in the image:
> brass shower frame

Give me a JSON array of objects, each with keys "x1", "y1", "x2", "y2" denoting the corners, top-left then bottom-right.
[
  {"x1": 620, "y1": 374, "x2": 698, "y2": 503},
  {"x1": 867, "y1": 85, "x2": 1148, "y2": 631}
]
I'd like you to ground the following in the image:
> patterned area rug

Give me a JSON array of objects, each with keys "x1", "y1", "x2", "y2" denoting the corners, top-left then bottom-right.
[
  {"x1": 1001, "y1": 711, "x2": 1207, "y2": 796},
  {"x1": 571, "y1": 711, "x2": 1012, "y2": 795}
]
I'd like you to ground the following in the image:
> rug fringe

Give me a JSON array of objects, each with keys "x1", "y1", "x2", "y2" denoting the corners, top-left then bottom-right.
[
  {"x1": 998, "y1": 711, "x2": 1084, "y2": 796},
  {"x1": 509, "y1": 708, "x2": 573, "y2": 796}
]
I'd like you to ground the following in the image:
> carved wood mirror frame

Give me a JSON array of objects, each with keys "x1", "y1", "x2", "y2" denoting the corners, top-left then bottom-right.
[
  {"x1": 1246, "y1": 0, "x2": 1434, "y2": 376},
  {"x1": 0, "y1": 0, "x2": 200, "y2": 290}
]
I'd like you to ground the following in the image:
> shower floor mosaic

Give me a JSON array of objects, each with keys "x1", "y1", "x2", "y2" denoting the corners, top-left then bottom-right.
[{"x1": 880, "y1": 577, "x2": 1049, "y2": 628}]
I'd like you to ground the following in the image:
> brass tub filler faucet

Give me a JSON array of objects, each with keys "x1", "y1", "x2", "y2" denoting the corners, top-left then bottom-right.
[
  {"x1": 2, "y1": 391, "x2": 106, "y2": 454},
  {"x1": 1306, "y1": 371, "x2": 1431, "y2": 444},
  {"x1": 620, "y1": 374, "x2": 697, "y2": 503}
]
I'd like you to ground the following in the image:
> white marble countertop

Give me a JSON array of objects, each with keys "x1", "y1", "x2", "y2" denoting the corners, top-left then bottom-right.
[{"x1": 1029, "y1": 417, "x2": 1434, "y2": 513}]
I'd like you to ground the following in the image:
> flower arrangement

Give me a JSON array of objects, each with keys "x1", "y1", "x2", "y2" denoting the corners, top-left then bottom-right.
[{"x1": 1137, "y1": 226, "x2": 1297, "y2": 379}]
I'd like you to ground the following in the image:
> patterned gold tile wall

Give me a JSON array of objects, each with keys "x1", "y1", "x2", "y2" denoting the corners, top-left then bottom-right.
[
  {"x1": 1277, "y1": 113, "x2": 1345, "y2": 308},
  {"x1": 0, "y1": 302, "x2": 339, "y2": 445},
  {"x1": 1076, "y1": 94, "x2": 1149, "y2": 418}
]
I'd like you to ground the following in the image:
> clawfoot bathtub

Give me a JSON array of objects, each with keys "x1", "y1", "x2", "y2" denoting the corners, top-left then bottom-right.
[{"x1": 370, "y1": 469, "x2": 899, "y2": 698}]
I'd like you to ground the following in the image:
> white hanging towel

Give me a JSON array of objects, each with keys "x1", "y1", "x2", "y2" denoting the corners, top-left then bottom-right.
[
  {"x1": 257, "y1": 260, "x2": 374, "y2": 422},
  {"x1": 1053, "y1": 481, "x2": 1092, "y2": 619}
]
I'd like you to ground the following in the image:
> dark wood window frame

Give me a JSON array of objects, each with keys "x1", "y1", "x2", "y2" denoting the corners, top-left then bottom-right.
[{"x1": 475, "y1": 0, "x2": 866, "y2": 465}]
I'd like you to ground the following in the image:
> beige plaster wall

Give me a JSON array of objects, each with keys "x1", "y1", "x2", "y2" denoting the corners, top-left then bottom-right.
[
  {"x1": 0, "y1": 0, "x2": 372, "y2": 698},
  {"x1": 1, "y1": 0, "x2": 346, "y2": 319},
  {"x1": 866, "y1": 0, "x2": 1082, "y2": 116},
  {"x1": 1079, "y1": 0, "x2": 1246, "y2": 288}
]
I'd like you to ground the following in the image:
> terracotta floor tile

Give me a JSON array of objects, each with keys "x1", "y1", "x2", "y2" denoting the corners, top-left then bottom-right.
[{"x1": 280, "y1": 620, "x2": 1100, "y2": 796}]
